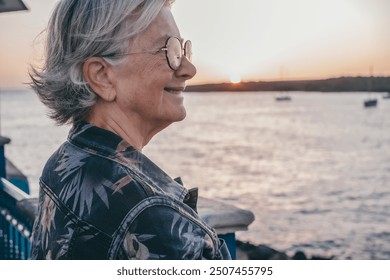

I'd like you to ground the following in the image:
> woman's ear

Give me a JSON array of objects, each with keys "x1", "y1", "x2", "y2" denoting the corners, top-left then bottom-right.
[{"x1": 83, "y1": 57, "x2": 116, "y2": 102}]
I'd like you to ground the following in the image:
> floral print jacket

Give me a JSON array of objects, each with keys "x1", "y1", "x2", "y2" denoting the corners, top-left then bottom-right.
[{"x1": 29, "y1": 122, "x2": 231, "y2": 260}]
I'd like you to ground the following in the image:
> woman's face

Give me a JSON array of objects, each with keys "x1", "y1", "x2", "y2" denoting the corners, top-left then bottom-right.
[{"x1": 110, "y1": 6, "x2": 196, "y2": 131}]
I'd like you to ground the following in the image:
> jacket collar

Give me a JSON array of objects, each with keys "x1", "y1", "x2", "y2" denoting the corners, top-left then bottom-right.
[{"x1": 68, "y1": 122, "x2": 189, "y2": 202}]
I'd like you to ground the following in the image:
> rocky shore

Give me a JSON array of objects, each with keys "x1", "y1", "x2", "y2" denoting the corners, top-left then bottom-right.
[{"x1": 236, "y1": 240, "x2": 334, "y2": 260}]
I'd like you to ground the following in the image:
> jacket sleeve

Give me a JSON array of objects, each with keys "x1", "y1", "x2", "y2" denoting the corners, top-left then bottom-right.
[{"x1": 117, "y1": 200, "x2": 230, "y2": 260}]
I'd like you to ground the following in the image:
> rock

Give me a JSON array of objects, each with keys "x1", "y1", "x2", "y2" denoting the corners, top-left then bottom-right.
[
  {"x1": 311, "y1": 255, "x2": 334, "y2": 260},
  {"x1": 236, "y1": 240, "x2": 289, "y2": 260},
  {"x1": 292, "y1": 251, "x2": 307, "y2": 260},
  {"x1": 236, "y1": 240, "x2": 332, "y2": 260}
]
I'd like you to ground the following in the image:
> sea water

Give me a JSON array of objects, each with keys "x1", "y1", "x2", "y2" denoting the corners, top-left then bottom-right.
[{"x1": 1, "y1": 89, "x2": 389, "y2": 259}]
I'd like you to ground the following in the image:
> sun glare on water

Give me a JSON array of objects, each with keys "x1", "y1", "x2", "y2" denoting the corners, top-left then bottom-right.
[{"x1": 230, "y1": 74, "x2": 241, "y2": 84}]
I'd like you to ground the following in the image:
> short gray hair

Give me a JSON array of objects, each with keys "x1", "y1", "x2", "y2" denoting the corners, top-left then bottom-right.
[{"x1": 30, "y1": 0, "x2": 172, "y2": 125}]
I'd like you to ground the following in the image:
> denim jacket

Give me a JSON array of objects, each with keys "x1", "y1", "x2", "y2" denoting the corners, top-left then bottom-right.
[{"x1": 29, "y1": 122, "x2": 231, "y2": 260}]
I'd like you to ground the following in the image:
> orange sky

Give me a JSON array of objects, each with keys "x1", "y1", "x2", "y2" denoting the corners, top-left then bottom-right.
[{"x1": 1, "y1": 0, "x2": 390, "y2": 88}]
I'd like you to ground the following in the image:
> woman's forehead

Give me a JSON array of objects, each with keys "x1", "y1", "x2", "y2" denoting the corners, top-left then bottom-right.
[{"x1": 142, "y1": 7, "x2": 180, "y2": 39}]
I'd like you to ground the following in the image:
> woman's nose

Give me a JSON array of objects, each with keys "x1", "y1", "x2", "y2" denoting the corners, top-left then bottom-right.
[{"x1": 175, "y1": 56, "x2": 197, "y2": 80}]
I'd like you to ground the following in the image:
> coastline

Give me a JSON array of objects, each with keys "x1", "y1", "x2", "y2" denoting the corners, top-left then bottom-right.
[{"x1": 186, "y1": 76, "x2": 390, "y2": 93}]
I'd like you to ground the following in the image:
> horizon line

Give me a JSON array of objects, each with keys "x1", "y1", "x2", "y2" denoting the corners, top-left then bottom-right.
[{"x1": 188, "y1": 74, "x2": 390, "y2": 86}]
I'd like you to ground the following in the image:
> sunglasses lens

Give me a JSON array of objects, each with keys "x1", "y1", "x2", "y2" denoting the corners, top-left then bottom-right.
[
  {"x1": 166, "y1": 37, "x2": 182, "y2": 70},
  {"x1": 184, "y1": 40, "x2": 192, "y2": 62}
]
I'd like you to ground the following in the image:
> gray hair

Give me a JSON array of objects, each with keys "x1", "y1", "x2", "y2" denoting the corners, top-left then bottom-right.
[{"x1": 30, "y1": 0, "x2": 172, "y2": 125}]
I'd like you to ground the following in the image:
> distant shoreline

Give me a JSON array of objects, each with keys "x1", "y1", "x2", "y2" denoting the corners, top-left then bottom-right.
[
  {"x1": 2, "y1": 76, "x2": 390, "y2": 93},
  {"x1": 186, "y1": 76, "x2": 390, "y2": 93}
]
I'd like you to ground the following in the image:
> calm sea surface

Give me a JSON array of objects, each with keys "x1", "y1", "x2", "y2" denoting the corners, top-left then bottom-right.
[{"x1": 1, "y1": 89, "x2": 389, "y2": 259}]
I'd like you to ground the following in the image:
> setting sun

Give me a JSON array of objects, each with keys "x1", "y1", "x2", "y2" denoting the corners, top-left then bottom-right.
[
  {"x1": 230, "y1": 74, "x2": 242, "y2": 84},
  {"x1": 1, "y1": 0, "x2": 390, "y2": 88}
]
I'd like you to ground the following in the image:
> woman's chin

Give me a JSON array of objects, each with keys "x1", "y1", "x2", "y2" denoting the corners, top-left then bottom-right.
[{"x1": 171, "y1": 107, "x2": 186, "y2": 123}]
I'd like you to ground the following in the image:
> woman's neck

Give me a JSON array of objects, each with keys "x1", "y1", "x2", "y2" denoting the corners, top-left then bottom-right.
[{"x1": 86, "y1": 100, "x2": 166, "y2": 151}]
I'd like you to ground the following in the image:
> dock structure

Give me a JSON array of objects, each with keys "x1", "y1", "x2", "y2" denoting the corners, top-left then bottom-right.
[{"x1": 198, "y1": 197, "x2": 255, "y2": 259}]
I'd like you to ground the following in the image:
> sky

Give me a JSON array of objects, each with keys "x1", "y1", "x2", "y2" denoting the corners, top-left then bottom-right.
[{"x1": 1, "y1": 0, "x2": 390, "y2": 88}]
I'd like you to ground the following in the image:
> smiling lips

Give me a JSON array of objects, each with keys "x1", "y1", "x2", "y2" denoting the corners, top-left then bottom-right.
[{"x1": 164, "y1": 87, "x2": 185, "y2": 95}]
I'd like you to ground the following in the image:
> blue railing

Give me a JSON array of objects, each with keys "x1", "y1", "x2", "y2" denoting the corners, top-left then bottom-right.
[
  {"x1": 0, "y1": 207, "x2": 31, "y2": 259},
  {"x1": 0, "y1": 178, "x2": 36, "y2": 260},
  {"x1": 0, "y1": 135, "x2": 35, "y2": 260}
]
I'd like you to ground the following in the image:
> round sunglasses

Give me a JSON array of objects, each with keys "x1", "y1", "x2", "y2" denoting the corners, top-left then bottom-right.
[{"x1": 104, "y1": 37, "x2": 192, "y2": 71}]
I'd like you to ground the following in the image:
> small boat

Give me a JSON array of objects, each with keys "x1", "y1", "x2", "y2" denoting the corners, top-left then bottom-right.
[
  {"x1": 363, "y1": 98, "x2": 377, "y2": 108},
  {"x1": 275, "y1": 95, "x2": 291, "y2": 101},
  {"x1": 362, "y1": 66, "x2": 378, "y2": 108},
  {"x1": 275, "y1": 66, "x2": 291, "y2": 102},
  {"x1": 383, "y1": 92, "x2": 390, "y2": 99}
]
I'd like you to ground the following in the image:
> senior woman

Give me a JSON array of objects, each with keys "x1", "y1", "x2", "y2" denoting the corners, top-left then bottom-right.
[{"x1": 29, "y1": 0, "x2": 230, "y2": 260}]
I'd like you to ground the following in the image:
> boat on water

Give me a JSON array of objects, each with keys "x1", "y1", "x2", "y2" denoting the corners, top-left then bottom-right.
[
  {"x1": 363, "y1": 67, "x2": 377, "y2": 108},
  {"x1": 275, "y1": 67, "x2": 292, "y2": 102},
  {"x1": 363, "y1": 98, "x2": 378, "y2": 108},
  {"x1": 275, "y1": 95, "x2": 292, "y2": 101}
]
